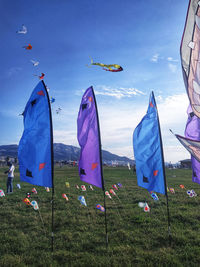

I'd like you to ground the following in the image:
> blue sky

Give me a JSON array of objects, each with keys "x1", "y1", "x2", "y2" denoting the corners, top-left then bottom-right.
[{"x1": 0, "y1": 0, "x2": 191, "y2": 163}]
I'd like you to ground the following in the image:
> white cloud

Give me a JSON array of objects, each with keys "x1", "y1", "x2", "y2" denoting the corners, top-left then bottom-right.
[
  {"x1": 168, "y1": 63, "x2": 177, "y2": 73},
  {"x1": 6, "y1": 67, "x2": 22, "y2": 78},
  {"x1": 95, "y1": 86, "x2": 145, "y2": 99},
  {"x1": 53, "y1": 129, "x2": 79, "y2": 147},
  {"x1": 151, "y1": 54, "x2": 160, "y2": 62},
  {"x1": 167, "y1": 57, "x2": 178, "y2": 62}
]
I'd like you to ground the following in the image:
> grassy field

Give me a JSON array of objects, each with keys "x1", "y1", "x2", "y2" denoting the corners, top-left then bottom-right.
[{"x1": 0, "y1": 166, "x2": 200, "y2": 266}]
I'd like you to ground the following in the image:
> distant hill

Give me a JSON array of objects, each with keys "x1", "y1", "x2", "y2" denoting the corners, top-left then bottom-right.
[{"x1": 0, "y1": 143, "x2": 134, "y2": 165}]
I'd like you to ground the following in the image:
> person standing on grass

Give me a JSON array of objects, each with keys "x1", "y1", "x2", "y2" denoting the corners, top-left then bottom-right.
[{"x1": 4, "y1": 162, "x2": 15, "y2": 193}]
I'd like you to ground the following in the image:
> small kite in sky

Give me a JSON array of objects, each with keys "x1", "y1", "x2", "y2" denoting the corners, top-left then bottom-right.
[
  {"x1": 16, "y1": 24, "x2": 27, "y2": 34},
  {"x1": 87, "y1": 58, "x2": 123, "y2": 72},
  {"x1": 23, "y1": 44, "x2": 32, "y2": 50},
  {"x1": 56, "y1": 107, "x2": 62, "y2": 114},
  {"x1": 39, "y1": 73, "x2": 45, "y2": 79},
  {"x1": 50, "y1": 97, "x2": 55, "y2": 103},
  {"x1": 34, "y1": 73, "x2": 45, "y2": 80},
  {"x1": 31, "y1": 60, "x2": 39, "y2": 67}
]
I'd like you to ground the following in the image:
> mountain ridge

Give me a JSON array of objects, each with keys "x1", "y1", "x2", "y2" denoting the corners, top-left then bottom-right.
[{"x1": 0, "y1": 143, "x2": 134, "y2": 164}]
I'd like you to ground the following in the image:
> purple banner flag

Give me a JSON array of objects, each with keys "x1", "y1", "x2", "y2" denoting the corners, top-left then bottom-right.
[
  {"x1": 185, "y1": 105, "x2": 200, "y2": 184},
  {"x1": 77, "y1": 86, "x2": 103, "y2": 189}
]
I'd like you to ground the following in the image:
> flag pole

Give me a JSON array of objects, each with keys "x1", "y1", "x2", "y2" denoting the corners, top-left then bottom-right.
[
  {"x1": 42, "y1": 81, "x2": 55, "y2": 252},
  {"x1": 153, "y1": 91, "x2": 171, "y2": 245},
  {"x1": 91, "y1": 87, "x2": 108, "y2": 249}
]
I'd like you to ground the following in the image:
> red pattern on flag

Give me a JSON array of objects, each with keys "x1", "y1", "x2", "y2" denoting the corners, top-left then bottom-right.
[
  {"x1": 39, "y1": 163, "x2": 46, "y2": 170},
  {"x1": 37, "y1": 90, "x2": 45, "y2": 96},
  {"x1": 92, "y1": 163, "x2": 98, "y2": 170}
]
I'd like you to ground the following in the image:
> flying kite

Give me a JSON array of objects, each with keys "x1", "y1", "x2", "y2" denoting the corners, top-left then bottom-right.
[
  {"x1": 175, "y1": 1, "x2": 200, "y2": 185},
  {"x1": 87, "y1": 58, "x2": 123, "y2": 72},
  {"x1": 16, "y1": 24, "x2": 27, "y2": 34},
  {"x1": 180, "y1": 0, "x2": 200, "y2": 117},
  {"x1": 56, "y1": 107, "x2": 62, "y2": 114},
  {"x1": 50, "y1": 97, "x2": 55, "y2": 104},
  {"x1": 23, "y1": 44, "x2": 32, "y2": 50},
  {"x1": 31, "y1": 60, "x2": 39, "y2": 67}
]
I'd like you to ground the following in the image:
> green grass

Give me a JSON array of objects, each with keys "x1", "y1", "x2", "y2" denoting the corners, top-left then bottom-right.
[{"x1": 0, "y1": 166, "x2": 200, "y2": 266}]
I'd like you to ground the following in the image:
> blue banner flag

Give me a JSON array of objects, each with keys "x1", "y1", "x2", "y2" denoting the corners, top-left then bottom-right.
[
  {"x1": 133, "y1": 92, "x2": 166, "y2": 195},
  {"x1": 18, "y1": 81, "x2": 53, "y2": 187}
]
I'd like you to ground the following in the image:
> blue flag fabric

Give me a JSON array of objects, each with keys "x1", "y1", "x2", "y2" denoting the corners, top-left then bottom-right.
[
  {"x1": 18, "y1": 81, "x2": 53, "y2": 187},
  {"x1": 133, "y1": 92, "x2": 166, "y2": 195}
]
